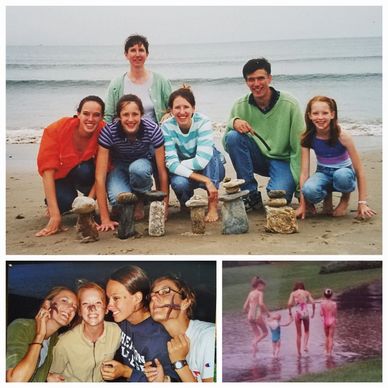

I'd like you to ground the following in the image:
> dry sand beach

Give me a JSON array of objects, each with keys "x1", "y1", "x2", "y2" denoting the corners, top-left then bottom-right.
[{"x1": 6, "y1": 136, "x2": 381, "y2": 256}]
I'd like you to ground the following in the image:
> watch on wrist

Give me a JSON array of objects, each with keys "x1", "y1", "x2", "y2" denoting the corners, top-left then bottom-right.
[{"x1": 171, "y1": 359, "x2": 188, "y2": 370}]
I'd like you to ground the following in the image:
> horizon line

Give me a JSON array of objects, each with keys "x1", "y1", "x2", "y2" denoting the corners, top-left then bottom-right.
[{"x1": 6, "y1": 35, "x2": 382, "y2": 47}]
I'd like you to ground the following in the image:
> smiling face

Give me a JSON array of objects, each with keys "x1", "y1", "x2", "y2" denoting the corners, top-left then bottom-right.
[
  {"x1": 125, "y1": 43, "x2": 148, "y2": 69},
  {"x1": 171, "y1": 96, "x2": 195, "y2": 131},
  {"x1": 119, "y1": 101, "x2": 142, "y2": 136},
  {"x1": 308, "y1": 101, "x2": 335, "y2": 135},
  {"x1": 149, "y1": 279, "x2": 186, "y2": 323},
  {"x1": 77, "y1": 101, "x2": 103, "y2": 136},
  {"x1": 106, "y1": 279, "x2": 140, "y2": 323},
  {"x1": 50, "y1": 290, "x2": 78, "y2": 327},
  {"x1": 79, "y1": 287, "x2": 106, "y2": 327},
  {"x1": 245, "y1": 68, "x2": 272, "y2": 102}
]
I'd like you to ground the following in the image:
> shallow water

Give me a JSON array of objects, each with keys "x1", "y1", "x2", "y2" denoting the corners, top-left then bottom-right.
[
  {"x1": 222, "y1": 281, "x2": 382, "y2": 382},
  {"x1": 7, "y1": 37, "x2": 382, "y2": 134}
]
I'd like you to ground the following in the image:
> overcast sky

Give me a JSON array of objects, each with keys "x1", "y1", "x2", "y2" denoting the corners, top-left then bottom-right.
[{"x1": 6, "y1": 5, "x2": 382, "y2": 46}]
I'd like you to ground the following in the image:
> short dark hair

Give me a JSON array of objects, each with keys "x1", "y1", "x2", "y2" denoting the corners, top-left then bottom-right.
[
  {"x1": 293, "y1": 281, "x2": 305, "y2": 291},
  {"x1": 242, "y1": 58, "x2": 271, "y2": 80},
  {"x1": 168, "y1": 86, "x2": 196, "y2": 109},
  {"x1": 116, "y1": 94, "x2": 144, "y2": 117},
  {"x1": 124, "y1": 34, "x2": 149, "y2": 54},
  {"x1": 77, "y1": 95, "x2": 105, "y2": 116}
]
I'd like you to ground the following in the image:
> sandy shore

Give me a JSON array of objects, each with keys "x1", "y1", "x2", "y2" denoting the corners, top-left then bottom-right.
[{"x1": 6, "y1": 136, "x2": 382, "y2": 255}]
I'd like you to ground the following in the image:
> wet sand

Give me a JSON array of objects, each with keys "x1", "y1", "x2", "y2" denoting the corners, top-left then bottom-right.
[
  {"x1": 223, "y1": 280, "x2": 382, "y2": 382},
  {"x1": 6, "y1": 136, "x2": 382, "y2": 255}
]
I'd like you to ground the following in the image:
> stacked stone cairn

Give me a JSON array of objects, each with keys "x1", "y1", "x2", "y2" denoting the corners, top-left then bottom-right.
[
  {"x1": 116, "y1": 192, "x2": 138, "y2": 239},
  {"x1": 145, "y1": 191, "x2": 167, "y2": 237},
  {"x1": 185, "y1": 195, "x2": 208, "y2": 234},
  {"x1": 219, "y1": 178, "x2": 249, "y2": 235},
  {"x1": 71, "y1": 196, "x2": 99, "y2": 243},
  {"x1": 264, "y1": 190, "x2": 298, "y2": 234}
]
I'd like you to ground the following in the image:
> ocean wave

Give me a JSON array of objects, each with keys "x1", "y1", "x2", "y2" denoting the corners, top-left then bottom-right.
[
  {"x1": 6, "y1": 73, "x2": 382, "y2": 88},
  {"x1": 6, "y1": 79, "x2": 110, "y2": 87},
  {"x1": 7, "y1": 63, "x2": 124, "y2": 69},
  {"x1": 6, "y1": 55, "x2": 382, "y2": 69},
  {"x1": 6, "y1": 120, "x2": 382, "y2": 144}
]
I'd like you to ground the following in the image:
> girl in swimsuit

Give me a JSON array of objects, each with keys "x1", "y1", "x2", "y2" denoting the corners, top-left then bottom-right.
[
  {"x1": 287, "y1": 281, "x2": 315, "y2": 356},
  {"x1": 243, "y1": 276, "x2": 270, "y2": 356},
  {"x1": 320, "y1": 288, "x2": 337, "y2": 356}
]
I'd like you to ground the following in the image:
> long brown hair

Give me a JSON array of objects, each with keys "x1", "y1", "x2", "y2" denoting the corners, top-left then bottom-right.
[
  {"x1": 301, "y1": 96, "x2": 340, "y2": 148},
  {"x1": 167, "y1": 85, "x2": 195, "y2": 109},
  {"x1": 109, "y1": 266, "x2": 150, "y2": 311}
]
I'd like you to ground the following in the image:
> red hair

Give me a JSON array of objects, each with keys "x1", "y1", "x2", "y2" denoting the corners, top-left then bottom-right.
[{"x1": 301, "y1": 96, "x2": 340, "y2": 147}]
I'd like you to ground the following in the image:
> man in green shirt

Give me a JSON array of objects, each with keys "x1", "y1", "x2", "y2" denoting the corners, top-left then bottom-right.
[{"x1": 222, "y1": 58, "x2": 304, "y2": 210}]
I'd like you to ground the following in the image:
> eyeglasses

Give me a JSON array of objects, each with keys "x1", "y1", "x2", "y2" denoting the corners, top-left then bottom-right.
[{"x1": 150, "y1": 286, "x2": 182, "y2": 298}]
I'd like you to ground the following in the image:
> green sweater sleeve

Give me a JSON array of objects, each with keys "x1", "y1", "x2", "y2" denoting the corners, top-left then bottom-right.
[
  {"x1": 288, "y1": 102, "x2": 304, "y2": 192},
  {"x1": 6, "y1": 319, "x2": 34, "y2": 371},
  {"x1": 104, "y1": 75, "x2": 124, "y2": 123},
  {"x1": 151, "y1": 72, "x2": 172, "y2": 122},
  {"x1": 7, "y1": 319, "x2": 57, "y2": 382}
]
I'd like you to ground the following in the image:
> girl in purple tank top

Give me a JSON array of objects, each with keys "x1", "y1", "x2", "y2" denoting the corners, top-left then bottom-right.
[{"x1": 296, "y1": 96, "x2": 376, "y2": 220}]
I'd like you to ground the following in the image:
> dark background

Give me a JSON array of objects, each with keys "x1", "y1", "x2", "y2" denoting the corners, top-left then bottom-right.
[{"x1": 6, "y1": 260, "x2": 216, "y2": 325}]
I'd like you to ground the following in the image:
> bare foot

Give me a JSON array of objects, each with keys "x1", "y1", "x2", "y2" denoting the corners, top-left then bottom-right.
[
  {"x1": 333, "y1": 193, "x2": 350, "y2": 217},
  {"x1": 134, "y1": 201, "x2": 145, "y2": 221},
  {"x1": 205, "y1": 200, "x2": 219, "y2": 222},
  {"x1": 322, "y1": 193, "x2": 333, "y2": 215}
]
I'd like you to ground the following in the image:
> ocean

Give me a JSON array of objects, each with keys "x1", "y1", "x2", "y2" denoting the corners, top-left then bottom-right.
[{"x1": 6, "y1": 37, "x2": 382, "y2": 142}]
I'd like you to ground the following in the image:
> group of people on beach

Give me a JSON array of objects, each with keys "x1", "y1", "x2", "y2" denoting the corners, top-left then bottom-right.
[
  {"x1": 244, "y1": 276, "x2": 337, "y2": 359},
  {"x1": 35, "y1": 33, "x2": 376, "y2": 238},
  {"x1": 6, "y1": 265, "x2": 215, "y2": 382}
]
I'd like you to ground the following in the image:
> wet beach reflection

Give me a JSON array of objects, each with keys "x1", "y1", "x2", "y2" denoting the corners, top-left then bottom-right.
[{"x1": 222, "y1": 280, "x2": 382, "y2": 382}]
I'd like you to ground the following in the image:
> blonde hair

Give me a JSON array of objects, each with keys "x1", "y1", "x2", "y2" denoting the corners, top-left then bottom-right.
[{"x1": 77, "y1": 281, "x2": 106, "y2": 305}]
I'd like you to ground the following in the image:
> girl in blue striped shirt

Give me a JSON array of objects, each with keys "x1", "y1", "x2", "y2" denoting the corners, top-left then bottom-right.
[{"x1": 96, "y1": 94, "x2": 169, "y2": 231}]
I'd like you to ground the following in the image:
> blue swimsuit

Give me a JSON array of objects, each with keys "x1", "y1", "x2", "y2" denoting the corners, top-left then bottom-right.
[{"x1": 270, "y1": 325, "x2": 281, "y2": 343}]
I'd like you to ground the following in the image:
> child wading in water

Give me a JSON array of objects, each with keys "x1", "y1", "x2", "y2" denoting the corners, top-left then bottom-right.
[
  {"x1": 243, "y1": 276, "x2": 270, "y2": 356},
  {"x1": 267, "y1": 313, "x2": 293, "y2": 358},
  {"x1": 320, "y1": 288, "x2": 337, "y2": 356},
  {"x1": 296, "y1": 96, "x2": 376, "y2": 220}
]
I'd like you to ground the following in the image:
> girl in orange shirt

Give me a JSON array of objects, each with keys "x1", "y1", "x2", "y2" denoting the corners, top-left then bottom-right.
[{"x1": 36, "y1": 96, "x2": 105, "y2": 237}]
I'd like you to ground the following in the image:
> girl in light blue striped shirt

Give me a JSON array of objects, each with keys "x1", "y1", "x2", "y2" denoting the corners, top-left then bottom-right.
[{"x1": 161, "y1": 87, "x2": 225, "y2": 222}]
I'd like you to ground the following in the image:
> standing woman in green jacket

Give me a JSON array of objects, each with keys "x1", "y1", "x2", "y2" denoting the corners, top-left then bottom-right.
[
  {"x1": 104, "y1": 34, "x2": 172, "y2": 124},
  {"x1": 6, "y1": 287, "x2": 78, "y2": 382}
]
